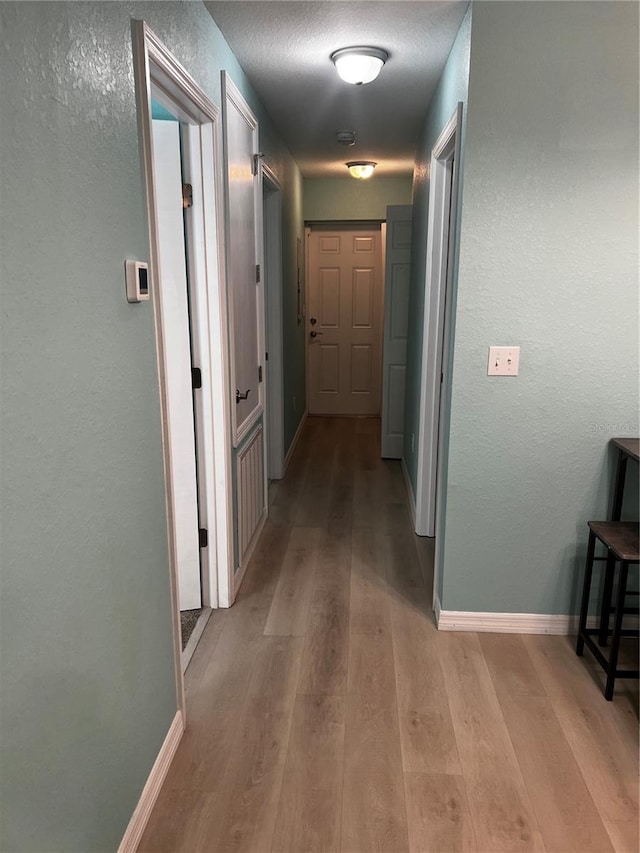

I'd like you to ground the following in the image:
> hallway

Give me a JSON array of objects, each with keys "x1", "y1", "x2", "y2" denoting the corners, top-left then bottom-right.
[{"x1": 139, "y1": 417, "x2": 638, "y2": 853}]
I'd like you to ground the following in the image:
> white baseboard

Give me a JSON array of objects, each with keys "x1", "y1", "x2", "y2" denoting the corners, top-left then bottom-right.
[
  {"x1": 284, "y1": 409, "x2": 307, "y2": 473},
  {"x1": 434, "y1": 594, "x2": 442, "y2": 625},
  {"x1": 117, "y1": 710, "x2": 184, "y2": 853},
  {"x1": 401, "y1": 457, "x2": 416, "y2": 528},
  {"x1": 434, "y1": 602, "x2": 638, "y2": 636},
  {"x1": 436, "y1": 606, "x2": 573, "y2": 635}
]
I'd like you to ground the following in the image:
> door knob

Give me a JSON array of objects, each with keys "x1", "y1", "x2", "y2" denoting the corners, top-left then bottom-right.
[{"x1": 310, "y1": 330, "x2": 324, "y2": 338}]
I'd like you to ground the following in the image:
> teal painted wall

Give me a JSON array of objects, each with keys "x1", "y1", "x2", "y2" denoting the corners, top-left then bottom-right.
[
  {"x1": 151, "y1": 98, "x2": 178, "y2": 121},
  {"x1": 403, "y1": 5, "x2": 472, "y2": 518},
  {"x1": 0, "y1": 2, "x2": 302, "y2": 850},
  {"x1": 439, "y1": 1, "x2": 639, "y2": 614},
  {"x1": 303, "y1": 175, "x2": 413, "y2": 221}
]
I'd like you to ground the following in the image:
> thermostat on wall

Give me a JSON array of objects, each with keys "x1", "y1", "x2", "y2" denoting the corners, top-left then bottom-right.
[{"x1": 125, "y1": 260, "x2": 150, "y2": 303}]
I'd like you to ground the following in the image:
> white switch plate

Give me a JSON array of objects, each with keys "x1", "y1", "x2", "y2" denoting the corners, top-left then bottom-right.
[{"x1": 487, "y1": 346, "x2": 520, "y2": 376}]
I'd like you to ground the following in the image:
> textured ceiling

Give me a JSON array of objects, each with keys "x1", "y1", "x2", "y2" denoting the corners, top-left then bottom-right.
[{"x1": 205, "y1": 1, "x2": 468, "y2": 177}]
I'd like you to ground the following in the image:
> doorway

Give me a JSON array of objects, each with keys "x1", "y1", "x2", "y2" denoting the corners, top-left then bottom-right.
[
  {"x1": 262, "y1": 164, "x2": 285, "y2": 481},
  {"x1": 306, "y1": 224, "x2": 384, "y2": 416},
  {"x1": 133, "y1": 23, "x2": 234, "y2": 709},
  {"x1": 151, "y1": 114, "x2": 203, "y2": 656},
  {"x1": 415, "y1": 105, "x2": 463, "y2": 600}
]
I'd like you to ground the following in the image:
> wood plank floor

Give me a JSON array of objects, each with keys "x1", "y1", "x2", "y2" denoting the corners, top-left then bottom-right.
[{"x1": 139, "y1": 417, "x2": 639, "y2": 853}]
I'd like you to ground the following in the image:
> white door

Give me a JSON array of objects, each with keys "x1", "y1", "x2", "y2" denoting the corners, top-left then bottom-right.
[
  {"x1": 307, "y1": 226, "x2": 384, "y2": 416},
  {"x1": 381, "y1": 205, "x2": 412, "y2": 458},
  {"x1": 222, "y1": 74, "x2": 267, "y2": 582},
  {"x1": 152, "y1": 119, "x2": 201, "y2": 611},
  {"x1": 222, "y1": 73, "x2": 263, "y2": 446}
]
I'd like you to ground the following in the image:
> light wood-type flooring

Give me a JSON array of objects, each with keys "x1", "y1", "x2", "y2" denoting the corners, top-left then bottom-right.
[{"x1": 139, "y1": 417, "x2": 639, "y2": 853}]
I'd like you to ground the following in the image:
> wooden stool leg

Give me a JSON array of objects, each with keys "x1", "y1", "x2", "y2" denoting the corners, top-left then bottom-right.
[
  {"x1": 577, "y1": 530, "x2": 596, "y2": 657},
  {"x1": 604, "y1": 560, "x2": 629, "y2": 701},
  {"x1": 598, "y1": 551, "x2": 616, "y2": 646}
]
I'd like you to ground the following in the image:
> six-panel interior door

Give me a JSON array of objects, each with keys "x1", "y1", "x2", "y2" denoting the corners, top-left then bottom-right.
[
  {"x1": 307, "y1": 227, "x2": 383, "y2": 416},
  {"x1": 152, "y1": 119, "x2": 202, "y2": 612},
  {"x1": 381, "y1": 205, "x2": 412, "y2": 458}
]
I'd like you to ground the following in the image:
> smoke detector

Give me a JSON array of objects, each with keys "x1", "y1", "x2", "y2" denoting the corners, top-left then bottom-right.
[{"x1": 336, "y1": 130, "x2": 356, "y2": 147}]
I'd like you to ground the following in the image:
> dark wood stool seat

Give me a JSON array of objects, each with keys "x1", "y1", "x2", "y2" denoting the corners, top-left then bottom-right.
[{"x1": 576, "y1": 521, "x2": 639, "y2": 700}]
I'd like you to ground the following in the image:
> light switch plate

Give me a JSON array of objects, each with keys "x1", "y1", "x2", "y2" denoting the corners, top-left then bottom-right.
[{"x1": 487, "y1": 346, "x2": 520, "y2": 376}]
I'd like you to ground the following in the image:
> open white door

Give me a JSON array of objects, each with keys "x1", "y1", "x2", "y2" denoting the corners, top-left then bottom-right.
[
  {"x1": 222, "y1": 73, "x2": 264, "y2": 447},
  {"x1": 222, "y1": 73, "x2": 267, "y2": 588},
  {"x1": 381, "y1": 205, "x2": 412, "y2": 458},
  {"x1": 152, "y1": 120, "x2": 201, "y2": 612}
]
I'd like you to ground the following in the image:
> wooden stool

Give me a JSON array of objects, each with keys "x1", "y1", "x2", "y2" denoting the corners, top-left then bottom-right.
[{"x1": 576, "y1": 521, "x2": 639, "y2": 700}]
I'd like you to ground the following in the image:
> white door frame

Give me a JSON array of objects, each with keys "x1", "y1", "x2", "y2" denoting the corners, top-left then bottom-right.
[
  {"x1": 262, "y1": 163, "x2": 285, "y2": 480},
  {"x1": 415, "y1": 104, "x2": 463, "y2": 554},
  {"x1": 132, "y1": 22, "x2": 234, "y2": 714}
]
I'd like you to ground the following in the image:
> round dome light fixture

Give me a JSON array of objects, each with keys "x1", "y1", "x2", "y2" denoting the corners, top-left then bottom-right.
[
  {"x1": 346, "y1": 161, "x2": 377, "y2": 180},
  {"x1": 330, "y1": 47, "x2": 388, "y2": 85}
]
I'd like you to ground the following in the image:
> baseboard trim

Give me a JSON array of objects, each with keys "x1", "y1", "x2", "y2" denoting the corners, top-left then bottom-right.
[
  {"x1": 436, "y1": 608, "x2": 573, "y2": 635},
  {"x1": 433, "y1": 602, "x2": 639, "y2": 636},
  {"x1": 401, "y1": 458, "x2": 416, "y2": 528},
  {"x1": 117, "y1": 710, "x2": 184, "y2": 853},
  {"x1": 284, "y1": 409, "x2": 308, "y2": 473},
  {"x1": 434, "y1": 594, "x2": 442, "y2": 625}
]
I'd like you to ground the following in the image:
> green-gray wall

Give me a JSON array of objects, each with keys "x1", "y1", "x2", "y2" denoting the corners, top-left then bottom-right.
[
  {"x1": 0, "y1": 2, "x2": 302, "y2": 850},
  {"x1": 439, "y1": 1, "x2": 639, "y2": 614},
  {"x1": 303, "y1": 175, "x2": 413, "y2": 221}
]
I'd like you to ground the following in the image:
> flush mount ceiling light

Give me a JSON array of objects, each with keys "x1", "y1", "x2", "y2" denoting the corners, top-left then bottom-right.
[
  {"x1": 331, "y1": 47, "x2": 389, "y2": 85},
  {"x1": 346, "y1": 161, "x2": 377, "y2": 179}
]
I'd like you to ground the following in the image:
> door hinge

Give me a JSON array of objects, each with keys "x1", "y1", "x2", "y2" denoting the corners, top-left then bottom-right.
[
  {"x1": 265, "y1": 352, "x2": 269, "y2": 361},
  {"x1": 199, "y1": 528, "x2": 208, "y2": 548},
  {"x1": 258, "y1": 365, "x2": 263, "y2": 383},
  {"x1": 256, "y1": 264, "x2": 261, "y2": 283},
  {"x1": 192, "y1": 367, "x2": 202, "y2": 389},
  {"x1": 251, "y1": 153, "x2": 264, "y2": 176},
  {"x1": 182, "y1": 183, "x2": 193, "y2": 209},
  {"x1": 440, "y1": 372, "x2": 444, "y2": 384}
]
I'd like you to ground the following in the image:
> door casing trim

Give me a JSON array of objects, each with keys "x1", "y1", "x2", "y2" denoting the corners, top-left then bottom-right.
[
  {"x1": 262, "y1": 163, "x2": 285, "y2": 480},
  {"x1": 414, "y1": 104, "x2": 463, "y2": 606},
  {"x1": 132, "y1": 21, "x2": 235, "y2": 720}
]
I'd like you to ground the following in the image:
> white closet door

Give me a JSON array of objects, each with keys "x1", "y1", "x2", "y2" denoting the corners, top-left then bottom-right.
[{"x1": 152, "y1": 119, "x2": 201, "y2": 611}]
